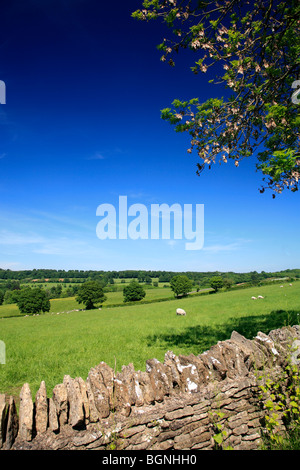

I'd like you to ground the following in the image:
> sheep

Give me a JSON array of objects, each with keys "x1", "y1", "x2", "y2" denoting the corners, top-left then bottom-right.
[
  {"x1": 257, "y1": 295, "x2": 264, "y2": 299},
  {"x1": 251, "y1": 296, "x2": 257, "y2": 300},
  {"x1": 176, "y1": 308, "x2": 186, "y2": 316}
]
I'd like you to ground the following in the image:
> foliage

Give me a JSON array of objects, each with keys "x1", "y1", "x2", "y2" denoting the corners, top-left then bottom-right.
[
  {"x1": 123, "y1": 280, "x2": 146, "y2": 302},
  {"x1": 258, "y1": 344, "x2": 300, "y2": 449},
  {"x1": 263, "y1": 424, "x2": 300, "y2": 450},
  {"x1": 170, "y1": 274, "x2": 193, "y2": 297},
  {"x1": 133, "y1": 0, "x2": 300, "y2": 195},
  {"x1": 210, "y1": 276, "x2": 224, "y2": 291},
  {"x1": 3, "y1": 289, "x2": 21, "y2": 305},
  {"x1": 0, "y1": 267, "x2": 300, "y2": 287},
  {"x1": 76, "y1": 280, "x2": 107, "y2": 309},
  {"x1": 209, "y1": 409, "x2": 233, "y2": 450},
  {"x1": 223, "y1": 278, "x2": 233, "y2": 290},
  {"x1": 16, "y1": 287, "x2": 50, "y2": 315}
]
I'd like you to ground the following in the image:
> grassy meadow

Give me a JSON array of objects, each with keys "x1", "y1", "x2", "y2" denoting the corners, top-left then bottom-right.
[{"x1": 0, "y1": 281, "x2": 299, "y2": 400}]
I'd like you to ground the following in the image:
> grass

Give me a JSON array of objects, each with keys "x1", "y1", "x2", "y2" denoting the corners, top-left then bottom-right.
[
  {"x1": 0, "y1": 281, "x2": 299, "y2": 400},
  {"x1": 0, "y1": 286, "x2": 176, "y2": 318},
  {"x1": 262, "y1": 425, "x2": 300, "y2": 450}
]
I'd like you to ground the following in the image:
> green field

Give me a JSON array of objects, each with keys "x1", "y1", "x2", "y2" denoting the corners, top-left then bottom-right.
[
  {"x1": 0, "y1": 286, "x2": 176, "y2": 319},
  {"x1": 0, "y1": 281, "x2": 299, "y2": 400}
]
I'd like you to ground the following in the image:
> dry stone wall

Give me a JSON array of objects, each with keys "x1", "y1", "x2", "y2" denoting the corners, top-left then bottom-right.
[{"x1": 1, "y1": 325, "x2": 300, "y2": 451}]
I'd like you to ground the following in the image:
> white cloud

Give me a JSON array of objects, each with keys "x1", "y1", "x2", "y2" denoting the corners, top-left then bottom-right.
[
  {"x1": 0, "y1": 261, "x2": 22, "y2": 269},
  {"x1": 86, "y1": 152, "x2": 105, "y2": 160},
  {"x1": 0, "y1": 230, "x2": 45, "y2": 245},
  {"x1": 33, "y1": 238, "x2": 89, "y2": 256},
  {"x1": 202, "y1": 242, "x2": 241, "y2": 253},
  {"x1": 202, "y1": 238, "x2": 253, "y2": 254},
  {"x1": 0, "y1": 228, "x2": 94, "y2": 258}
]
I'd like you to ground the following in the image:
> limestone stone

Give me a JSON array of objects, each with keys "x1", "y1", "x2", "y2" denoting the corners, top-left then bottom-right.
[
  {"x1": 52, "y1": 383, "x2": 68, "y2": 426},
  {"x1": 135, "y1": 370, "x2": 155, "y2": 405},
  {"x1": 268, "y1": 325, "x2": 300, "y2": 349},
  {"x1": 86, "y1": 364, "x2": 111, "y2": 419},
  {"x1": 164, "y1": 351, "x2": 182, "y2": 390},
  {"x1": 19, "y1": 383, "x2": 33, "y2": 441},
  {"x1": 3, "y1": 396, "x2": 18, "y2": 449},
  {"x1": 146, "y1": 358, "x2": 171, "y2": 402},
  {"x1": 165, "y1": 406, "x2": 194, "y2": 421},
  {"x1": 63, "y1": 375, "x2": 85, "y2": 429},
  {"x1": 113, "y1": 363, "x2": 137, "y2": 411},
  {"x1": 35, "y1": 381, "x2": 48, "y2": 434},
  {"x1": 290, "y1": 339, "x2": 300, "y2": 365},
  {"x1": 86, "y1": 378, "x2": 99, "y2": 423},
  {"x1": 48, "y1": 398, "x2": 59, "y2": 432},
  {"x1": 76, "y1": 377, "x2": 90, "y2": 422},
  {"x1": 96, "y1": 362, "x2": 115, "y2": 406},
  {"x1": 0, "y1": 394, "x2": 7, "y2": 448},
  {"x1": 113, "y1": 375, "x2": 131, "y2": 416},
  {"x1": 199, "y1": 347, "x2": 227, "y2": 381},
  {"x1": 232, "y1": 424, "x2": 248, "y2": 436},
  {"x1": 254, "y1": 331, "x2": 279, "y2": 363},
  {"x1": 178, "y1": 354, "x2": 209, "y2": 393},
  {"x1": 228, "y1": 330, "x2": 265, "y2": 370}
]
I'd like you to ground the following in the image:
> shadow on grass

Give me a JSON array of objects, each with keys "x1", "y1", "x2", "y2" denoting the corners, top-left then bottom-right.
[{"x1": 147, "y1": 309, "x2": 300, "y2": 355}]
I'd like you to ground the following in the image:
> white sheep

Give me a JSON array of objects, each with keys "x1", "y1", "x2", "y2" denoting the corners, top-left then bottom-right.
[
  {"x1": 257, "y1": 295, "x2": 264, "y2": 299},
  {"x1": 176, "y1": 308, "x2": 186, "y2": 316},
  {"x1": 251, "y1": 296, "x2": 257, "y2": 300}
]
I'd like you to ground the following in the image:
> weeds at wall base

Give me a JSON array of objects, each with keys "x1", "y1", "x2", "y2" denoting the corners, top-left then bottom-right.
[{"x1": 256, "y1": 340, "x2": 300, "y2": 450}]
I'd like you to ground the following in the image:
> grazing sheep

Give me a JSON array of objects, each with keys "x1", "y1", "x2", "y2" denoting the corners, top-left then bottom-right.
[
  {"x1": 251, "y1": 296, "x2": 257, "y2": 300},
  {"x1": 290, "y1": 283, "x2": 293, "y2": 286},
  {"x1": 176, "y1": 308, "x2": 186, "y2": 316},
  {"x1": 257, "y1": 295, "x2": 264, "y2": 299}
]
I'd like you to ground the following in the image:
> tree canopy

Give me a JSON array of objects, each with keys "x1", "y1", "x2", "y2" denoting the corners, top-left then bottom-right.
[
  {"x1": 210, "y1": 275, "x2": 224, "y2": 291},
  {"x1": 133, "y1": 0, "x2": 300, "y2": 195},
  {"x1": 123, "y1": 281, "x2": 146, "y2": 302},
  {"x1": 76, "y1": 280, "x2": 107, "y2": 310},
  {"x1": 16, "y1": 288, "x2": 50, "y2": 315},
  {"x1": 170, "y1": 274, "x2": 193, "y2": 297}
]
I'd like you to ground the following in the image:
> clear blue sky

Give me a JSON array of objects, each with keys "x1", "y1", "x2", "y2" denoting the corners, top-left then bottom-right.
[{"x1": 0, "y1": 0, "x2": 299, "y2": 273}]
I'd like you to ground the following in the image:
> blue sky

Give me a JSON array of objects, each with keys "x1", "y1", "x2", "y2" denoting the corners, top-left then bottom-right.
[{"x1": 0, "y1": 0, "x2": 299, "y2": 273}]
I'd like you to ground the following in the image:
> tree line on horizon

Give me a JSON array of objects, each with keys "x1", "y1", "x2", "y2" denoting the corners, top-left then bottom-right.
[{"x1": 0, "y1": 267, "x2": 299, "y2": 284}]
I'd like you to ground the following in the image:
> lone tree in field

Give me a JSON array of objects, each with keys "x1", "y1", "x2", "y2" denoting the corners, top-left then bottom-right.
[
  {"x1": 123, "y1": 280, "x2": 146, "y2": 302},
  {"x1": 170, "y1": 274, "x2": 193, "y2": 297},
  {"x1": 133, "y1": 0, "x2": 300, "y2": 195},
  {"x1": 76, "y1": 280, "x2": 107, "y2": 310},
  {"x1": 17, "y1": 287, "x2": 50, "y2": 315},
  {"x1": 210, "y1": 276, "x2": 224, "y2": 292}
]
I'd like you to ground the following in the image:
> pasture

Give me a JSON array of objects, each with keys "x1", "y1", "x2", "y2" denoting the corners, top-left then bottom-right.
[{"x1": 0, "y1": 281, "x2": 299, "y2": 400}]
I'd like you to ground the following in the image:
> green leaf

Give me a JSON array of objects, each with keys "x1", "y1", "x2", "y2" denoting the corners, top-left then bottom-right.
[{"x1": 213, "y1": 433, "x2": 223, "y2": 444}]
